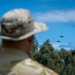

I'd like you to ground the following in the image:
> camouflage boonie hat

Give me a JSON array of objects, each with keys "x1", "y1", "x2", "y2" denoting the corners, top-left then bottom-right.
[{"x1": 0, "y1": 8, "x2": 48, "y2": 41}]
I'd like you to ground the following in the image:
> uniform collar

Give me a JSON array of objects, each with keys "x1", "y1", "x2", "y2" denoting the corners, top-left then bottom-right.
[
  {"x1": 0, "y1": 47, "x2": 30, "y2": 59},
  {"x1": 0, "y1": 48, "x2": 30, "y2": 74}
]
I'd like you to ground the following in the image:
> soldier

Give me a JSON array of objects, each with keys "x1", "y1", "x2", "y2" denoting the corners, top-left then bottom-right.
[{"x1": 0, "y1": 8, "x2": 58, "y2": 75}]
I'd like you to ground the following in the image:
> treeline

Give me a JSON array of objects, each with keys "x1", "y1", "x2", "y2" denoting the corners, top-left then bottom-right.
[{"x1": 29, "y1": 37, "x2": 75, "y2": 75}]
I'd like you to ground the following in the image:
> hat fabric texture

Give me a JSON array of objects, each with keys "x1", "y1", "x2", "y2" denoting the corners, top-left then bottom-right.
[{"x1": 0, "y1": 8, "x2": 48, "y2": 41}]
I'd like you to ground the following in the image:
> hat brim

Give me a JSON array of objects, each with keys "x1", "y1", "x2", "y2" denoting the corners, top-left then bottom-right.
[{"x1": 0, "y1": 22, "x2": 48, "y2": 41}]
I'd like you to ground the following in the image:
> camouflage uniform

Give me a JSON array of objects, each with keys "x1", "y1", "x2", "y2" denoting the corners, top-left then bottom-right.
[
  {"x1": 0, "y1": 8, "x2": 58, "y2": 75},
  {"x1": 0, "y1": 48, "x2": 58, "y2": 75}
]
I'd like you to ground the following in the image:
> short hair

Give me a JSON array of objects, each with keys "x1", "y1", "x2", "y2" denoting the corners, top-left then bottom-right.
[
  {"x1": 2, "y1": 35, "x2": 34, "y2": 47},
  {"x1": 2, "y1": 39, "x2": 23, "y2": 47}
]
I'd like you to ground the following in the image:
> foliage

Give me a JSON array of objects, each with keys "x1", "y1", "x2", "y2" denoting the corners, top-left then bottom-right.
[{"x1": 30, "y1": 37, "x2": 75, "y2": 75}]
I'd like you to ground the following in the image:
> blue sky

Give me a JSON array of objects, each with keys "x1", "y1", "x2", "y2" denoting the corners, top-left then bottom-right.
[{"x1": 0, "y1": 0, "x2": 75, "y2": 50}]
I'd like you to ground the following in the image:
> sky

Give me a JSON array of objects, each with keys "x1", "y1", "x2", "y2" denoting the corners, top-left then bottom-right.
[{"x1": 0, "y1": 0, "x2": 75, "y2": 50}]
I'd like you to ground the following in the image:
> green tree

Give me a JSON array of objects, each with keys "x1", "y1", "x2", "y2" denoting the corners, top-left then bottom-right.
[{"x1": 29, "y1": 37, "x2": 75, "y2": 75}]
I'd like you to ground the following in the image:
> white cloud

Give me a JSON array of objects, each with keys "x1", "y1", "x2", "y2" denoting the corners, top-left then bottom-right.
[
  {"x1": 51, "y1": 43, "x2": 61, "y2": 49},
  {"x1": 51, "y1": 42, "x2": 75, "y2": 50},
  {"x1": 59, "y1": 43, "x2": 75, "y2": 49},
  {"x1": 34, "y1": 10, "x2": 75, "y2": 23}
]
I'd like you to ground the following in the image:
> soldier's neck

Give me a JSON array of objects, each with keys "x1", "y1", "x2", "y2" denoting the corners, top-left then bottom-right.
[{"x1": 3, "y1": 45, "x2": 29, "y2": 54}]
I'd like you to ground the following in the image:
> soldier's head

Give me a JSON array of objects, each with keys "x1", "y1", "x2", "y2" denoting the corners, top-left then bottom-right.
[{"x1": 0, "y1": 8, "x2": 48, "y2": 53}]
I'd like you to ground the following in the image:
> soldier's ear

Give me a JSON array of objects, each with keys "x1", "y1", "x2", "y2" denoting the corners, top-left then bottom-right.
[{"x1": 27, "y1": 35, "x2": 34, "y2": 43}]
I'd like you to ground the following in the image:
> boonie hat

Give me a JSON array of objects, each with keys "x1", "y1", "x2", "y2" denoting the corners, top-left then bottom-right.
[{"x1": 0, "y1": 8, "x2": 48, "y2": 41}]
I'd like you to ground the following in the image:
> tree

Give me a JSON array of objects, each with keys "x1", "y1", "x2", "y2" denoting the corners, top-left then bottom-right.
[{"x1": 29, "y1": 37, "x2": 75, "y2": 75}]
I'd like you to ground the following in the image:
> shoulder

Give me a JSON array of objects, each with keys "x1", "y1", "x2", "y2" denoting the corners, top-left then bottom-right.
[{"x1": 8, "y1": 59, "x2": 58, "y2": 75}]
